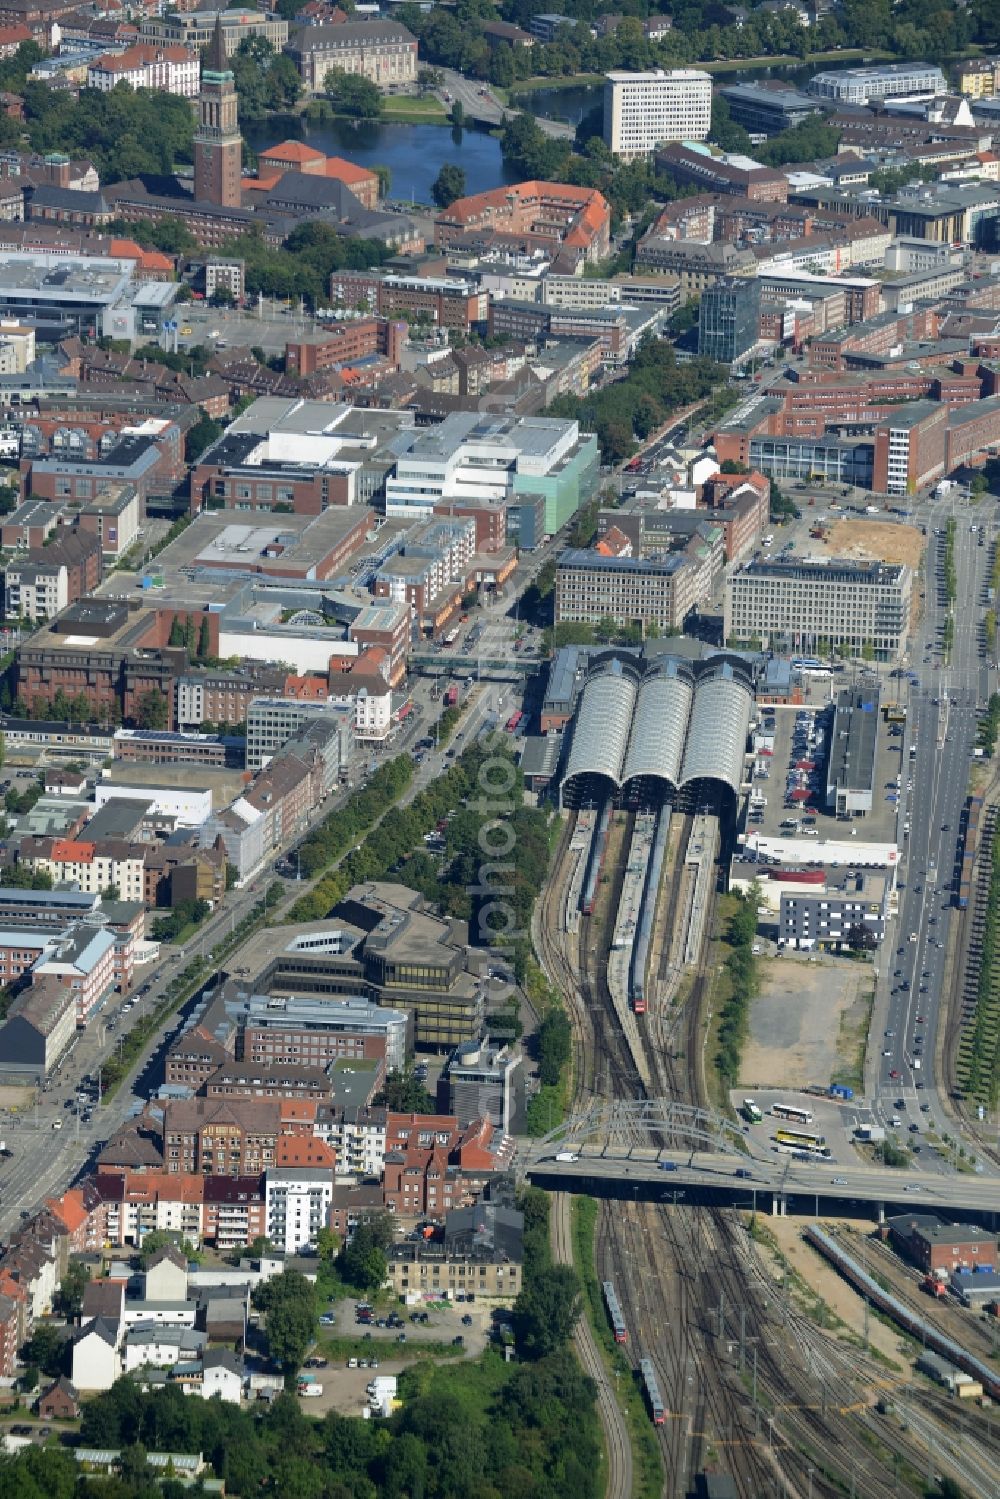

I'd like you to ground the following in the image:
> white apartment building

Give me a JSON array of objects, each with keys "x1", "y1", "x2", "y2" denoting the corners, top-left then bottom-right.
[
  {"x1": 265, "y1": 1168, "x2": 335, "y2": 1253},
  {"x1": 724, "y1": 558, "x2": 912, "y2": 657},
  {"x1": 315, "y1": 1106, "x2": 387, "y2": 1176},
  {"x1": 4, "y1": 561, "x2": 68, "y2": 622},
  {"x1": 24, "y1": 844, "x2": 146, "y2": 904},
  {"x1": 603, "y1": 70, "x2": 712, "y2": 161},
  {"x1": 87, "y1": 44, "x2": 200, "y2": 98}
]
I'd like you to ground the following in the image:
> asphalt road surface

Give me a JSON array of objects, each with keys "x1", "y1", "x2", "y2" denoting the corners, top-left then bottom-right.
[{"x1": 869, "y1": 494, "x2": 995, "y2": 1161}]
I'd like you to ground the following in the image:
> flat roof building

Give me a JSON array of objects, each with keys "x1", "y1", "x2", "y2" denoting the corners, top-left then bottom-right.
[
  {"x1": 779, "y1": 870, "x2": 888, "y2": 951},
  {"x1": 603, "y1": 69, "x2": 711, "y2": 161},
  {"x1": 725, "y1": 558, "x2": 911, "y2": 660},
  {"x1": 826, "y1": 684, "x2": 880, "y2": 816},
  {"x1": 719, "y1": 80, "x2": 821, "y2": 136},
  {"x1": 807, "y1": 62, "x2": 947, "y2": 104}
]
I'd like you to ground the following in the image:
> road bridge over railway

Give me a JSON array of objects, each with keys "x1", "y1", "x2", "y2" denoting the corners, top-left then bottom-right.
[{"x1": 520, "y1": 1100, "x2": 1000, "y2": 1223}]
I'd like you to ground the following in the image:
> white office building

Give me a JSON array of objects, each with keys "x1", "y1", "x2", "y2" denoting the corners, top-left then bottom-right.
[
  {"x1": 807, "y1": 62, "x2": 946, "y2": 104},
  {"x1": 603, "y1": 70, "x2": 712, "y2": 161},
  {"x1": 384, "y1": 410, "x2": 584, "y2": 520}
]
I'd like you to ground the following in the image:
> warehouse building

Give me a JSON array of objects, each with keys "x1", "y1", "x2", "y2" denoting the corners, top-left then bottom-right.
[
  {"x1": 887, "y1": 1213, "x2": 997, "y2": 1274},
  {"x1": 826, "y1": 685, "x2": 880, "y2": 816}
]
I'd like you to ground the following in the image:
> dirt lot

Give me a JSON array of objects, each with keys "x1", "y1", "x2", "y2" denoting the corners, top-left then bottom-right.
[
  {"x1": 753, "y1": 1215, "x2": 909, "y2": 1369},
  {"x1": 740, "y1": 954, "x2": 871, "y2": 1091},
  {"x1": 815, "y1": 519, "x2": 925, "y2": 571}
]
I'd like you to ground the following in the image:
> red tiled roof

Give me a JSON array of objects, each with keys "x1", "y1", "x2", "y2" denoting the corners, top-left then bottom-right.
[{"x1": 259, "y1": 139, "x2": 326, "y2": 165}]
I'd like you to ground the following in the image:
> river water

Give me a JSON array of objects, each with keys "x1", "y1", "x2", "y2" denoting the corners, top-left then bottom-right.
[{"x1": 245, "y1": 56, "x2": 862, "y2": 201}]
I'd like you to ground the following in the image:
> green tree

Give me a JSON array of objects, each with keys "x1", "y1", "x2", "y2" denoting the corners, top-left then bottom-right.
[
  {"x1": 337, "y1": 1218, "x2": 391, "y2": 1293},
  {"x1": 21, "y1": 1322, "x2": 64, "y2": 1378},
  {"x1": 372, "y1": 163, "x2": 391, "y2": 198},
  {"x1": 512, "y1": 1264, "x2": 582, "y2": 1359},
  {"x1": 185, "y1": 413, "x2": 224, "y2": 464},
  {"x1": 324, "y1": 68, "x2": 382, "y2": 118},
  {"x1": 267, "y1": 1297, "x2": 316, "y2": 1376},
  {"x1": 133, "y1": 690, "x2": 168, "y2": 730},
  {"x1": 55, "y1": 1260, "x2": 91, "y2": 1320},
  {"x1": 537, "y1": 1008, "x2": 571, "y2": 1087},
  {"x1": 198, "y1": 616, "x2": 212, "y2": 659},
  {"x1": 374, "y1": 1068, "x2": 435, "y2": 1113},
  {"x1": 431, "y1": 163, "x2": 466, "y2": 208}
]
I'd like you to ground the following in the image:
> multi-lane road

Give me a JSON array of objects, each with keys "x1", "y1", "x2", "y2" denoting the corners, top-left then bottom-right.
[
  {"x1": 869, "y1": 499, "x2": 995, "y2": 1158},
  {"x1": 526, "y1": 1146, "x2": 1000, "y2": 1216}
]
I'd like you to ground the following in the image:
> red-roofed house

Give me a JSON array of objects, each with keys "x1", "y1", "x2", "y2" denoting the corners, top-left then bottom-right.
[
  {"x1": 595, "y1": 524, "x2": 632, "y2": 558},
  {"x1": 109, "y1": 237, "x2": 175, "y2": 277},
  {"x1": 275, "y1": 1134, "x2": 336, "y2": 1168}
]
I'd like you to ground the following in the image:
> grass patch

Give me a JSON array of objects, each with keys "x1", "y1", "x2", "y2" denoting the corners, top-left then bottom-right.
[
  {"x1": 382, "y1": 94, "x2": 449, "y2": 121},
  {"x1": 572, "y1": 1198, "x2": 663, "y2": 1499},
  {"x1": 702, "y1": 47, "x2": 892, "y2": 72},
  {"x1": 830, "y1": 984, "x2": 874, "y2": 1095}
]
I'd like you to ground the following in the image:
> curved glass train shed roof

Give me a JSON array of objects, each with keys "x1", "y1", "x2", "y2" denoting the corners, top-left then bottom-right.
[
  {"x1": 620, "y1": 664, "x2": 694, "y2": 793},
  {"x1": 561, "y1": 655, "x2": 754, "y2": 805},
  {"x1": 678, "y1": 666, "x2": 754, "y2": 797},
  {"x1": 562, "y1": 659, "x2": 638, "y2": 795}
]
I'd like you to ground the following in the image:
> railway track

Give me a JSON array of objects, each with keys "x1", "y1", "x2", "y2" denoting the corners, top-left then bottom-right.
[{"x1": 537, "y1": 801, "x2": 986, "y2": 1496}]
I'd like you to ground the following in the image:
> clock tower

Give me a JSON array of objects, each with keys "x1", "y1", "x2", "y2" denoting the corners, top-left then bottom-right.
[{"x1": 194, "y1": 16, "x2": 242, "y2": 209}]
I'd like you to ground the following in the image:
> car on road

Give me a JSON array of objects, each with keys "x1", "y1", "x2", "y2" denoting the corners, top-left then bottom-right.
[
  {"x1": 831, "y1": 1177, "x2": 848, "y2": 1186},
  {"x1": 889, "y1": 1069, "x2": 901, "y2": 1079}
]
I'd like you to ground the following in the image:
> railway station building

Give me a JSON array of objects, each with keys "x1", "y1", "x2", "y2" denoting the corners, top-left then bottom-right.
[{"x1": 557, "y1": 650, "x2": 754, "y2": 810}]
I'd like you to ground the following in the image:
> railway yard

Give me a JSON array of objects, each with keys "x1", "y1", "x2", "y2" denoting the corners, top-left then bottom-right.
[{"x1": 532, "y1": 794, "x2": 1000, "y2": 1498}]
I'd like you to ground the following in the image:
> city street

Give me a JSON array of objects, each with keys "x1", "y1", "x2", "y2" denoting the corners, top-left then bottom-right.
[{"x1": 866, "y1": 493, "x2": 995, "y2": 1162}]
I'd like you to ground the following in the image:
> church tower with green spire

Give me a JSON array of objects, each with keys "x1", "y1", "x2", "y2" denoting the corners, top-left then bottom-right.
[{"x1": 194, "y1": 15, "x2": 242, "y2": 209}]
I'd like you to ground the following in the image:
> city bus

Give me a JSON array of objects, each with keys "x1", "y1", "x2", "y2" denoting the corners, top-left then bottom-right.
[
  {"x1": 742, "y1": 1098, "x2": 763, "y2": 1124},
  {"x1": 771, "y1": 1102, "x2": 814, "y2": 1125}
]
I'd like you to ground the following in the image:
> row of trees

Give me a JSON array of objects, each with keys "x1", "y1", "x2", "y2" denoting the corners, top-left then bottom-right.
[
  {"x1": 395, "y1": 753, "x2": 553, "y2": 951},
  {"x1": 151, "y1": 897, "x2": 211, "y2": 943},
  {"x1": 213, "y1": 221, "x2": 392, "y2": 308},
  {"x1": 549, "y1": 336, "x2": 727, "y2": 464},
  {"x1": 166, "y1": 614, "x2": 212, "y2": 663},
  {"x1": 715, "y1": 888, "x2": 759, "y2": 1088},
  {"x1": 230, "y1": 36, "x2": 302, "y2": 120}
]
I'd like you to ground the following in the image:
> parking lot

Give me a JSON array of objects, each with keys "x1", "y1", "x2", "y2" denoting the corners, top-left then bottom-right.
[
  {"x1": 747, "y1": 696, "x2": 902, "y2": 848},
  {"x1": 294, "y1": 1295, "x2": 493, "y2": 1416},
  {"x1": 731, "y1": 1087, "x2": 867, "y2": 1167}
]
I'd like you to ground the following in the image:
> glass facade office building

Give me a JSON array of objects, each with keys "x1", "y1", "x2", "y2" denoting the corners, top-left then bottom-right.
[{"x1": 698, "y1": 277, "x2": 762, "y2": 365}]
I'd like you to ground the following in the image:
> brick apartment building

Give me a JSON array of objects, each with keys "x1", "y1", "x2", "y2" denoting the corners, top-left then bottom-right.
[
  {"x1": 330, "y1": 270, "x2": 486, "y2": 332},
  {"x1": 162, "y1": 1097, "x2": 318, "y2": 1176},
  {"x1": 285, "y1": 317, "x2": 406, "y2": 376}
]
